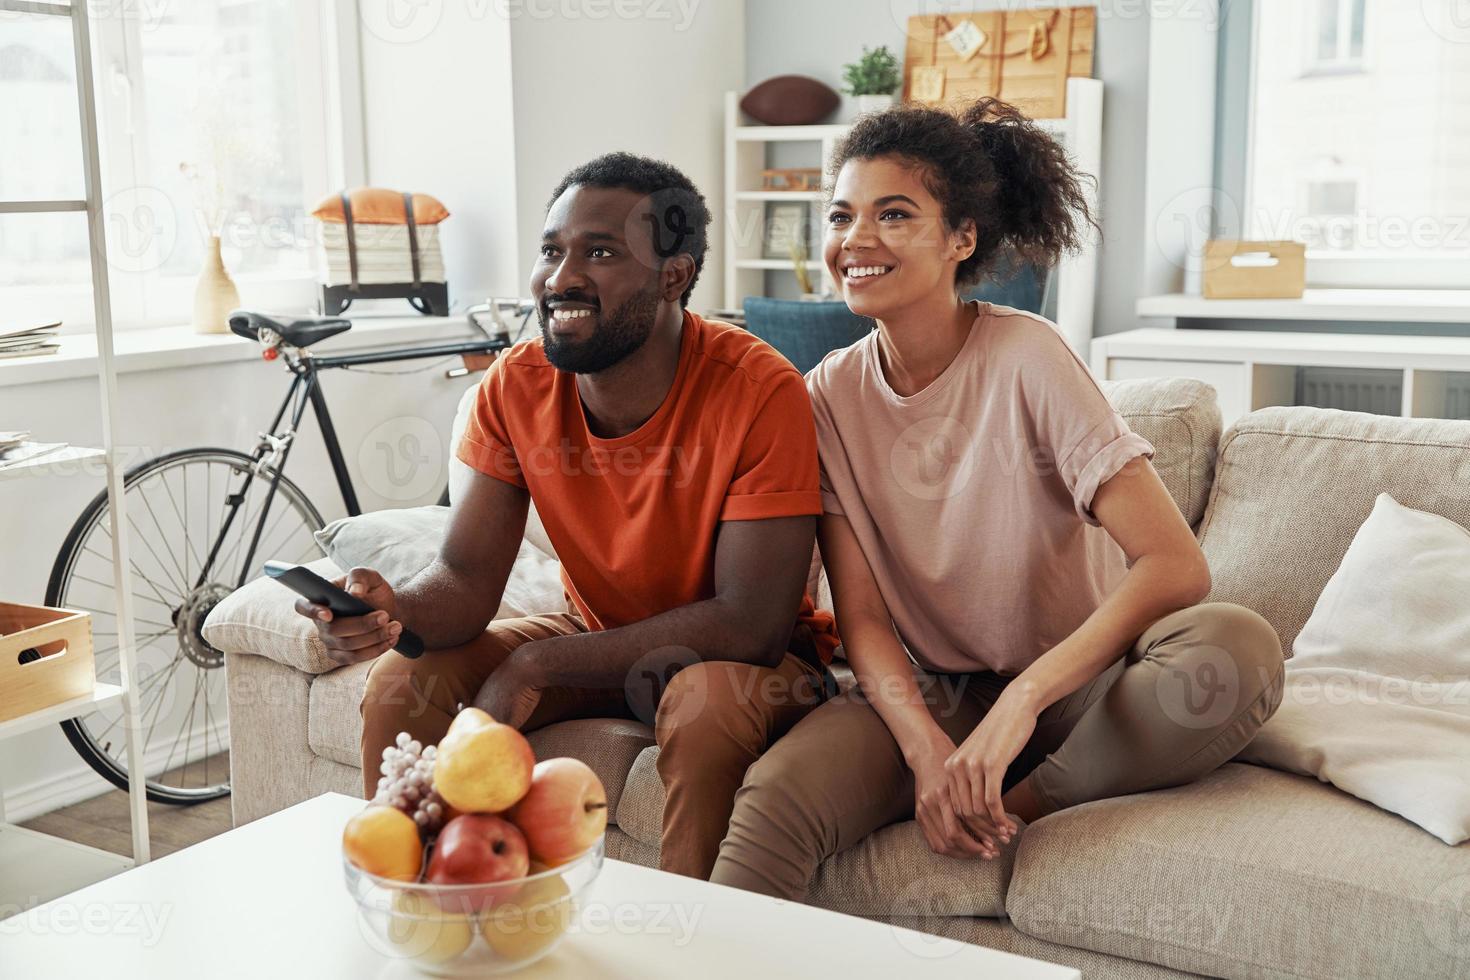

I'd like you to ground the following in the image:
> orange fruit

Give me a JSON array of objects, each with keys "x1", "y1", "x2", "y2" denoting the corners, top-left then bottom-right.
[{"x1": 343, "y1": 805, "x2": 424, "y2": 881}]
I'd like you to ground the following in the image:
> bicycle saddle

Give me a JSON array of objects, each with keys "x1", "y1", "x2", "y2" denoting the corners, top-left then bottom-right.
[{"x1": 229, "y1": 310, "x2": 352, "y2": 348}]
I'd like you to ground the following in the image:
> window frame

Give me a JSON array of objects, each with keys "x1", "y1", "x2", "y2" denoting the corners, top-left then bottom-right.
[
  {"x1": 1304, "y1": 0, "x2": 1367, "y2": 75},
  {"x1": 1226, "y1": 0, "x2": 1470, "y2": 291},
  {"x1": 3, "y1": 1, "x2": 366, "y2": 333}
]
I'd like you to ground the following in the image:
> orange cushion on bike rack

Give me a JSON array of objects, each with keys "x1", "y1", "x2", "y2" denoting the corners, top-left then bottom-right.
[{"x1": 311, "y1": 188, "x2": 450, "y2": 225}]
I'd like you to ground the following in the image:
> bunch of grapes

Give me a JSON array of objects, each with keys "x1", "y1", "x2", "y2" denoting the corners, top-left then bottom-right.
[{"x1": 373, "y1": 731, "x2": 448, "y2": 836}]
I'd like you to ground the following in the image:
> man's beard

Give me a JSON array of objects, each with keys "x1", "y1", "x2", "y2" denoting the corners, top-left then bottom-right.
[{"x1": 539, "y1": 284, "x2": 661, "y2": 374}]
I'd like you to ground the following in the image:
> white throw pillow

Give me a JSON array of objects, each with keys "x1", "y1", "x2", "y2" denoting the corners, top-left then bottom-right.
[
  {"x1": 313, "y1": 505, "x2": 568, "y2": 621},
  {"x1": 1236, "y1": 493, "x2": 1470, "y2": 844}
]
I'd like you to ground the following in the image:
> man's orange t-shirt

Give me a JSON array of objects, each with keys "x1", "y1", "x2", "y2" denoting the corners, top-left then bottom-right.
[{"x1": 455, "y1": 310, "x2": 838, "y2": 664}]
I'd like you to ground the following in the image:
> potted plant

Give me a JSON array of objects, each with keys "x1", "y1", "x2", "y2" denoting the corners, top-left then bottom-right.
[{"x1": 842, "y1": 45, "x2": 901, "y2": 115}]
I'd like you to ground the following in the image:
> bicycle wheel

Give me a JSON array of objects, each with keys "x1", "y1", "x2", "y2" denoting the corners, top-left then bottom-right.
[{"x1": 46, "y1": 448, "x2": 326, "y2": 804}]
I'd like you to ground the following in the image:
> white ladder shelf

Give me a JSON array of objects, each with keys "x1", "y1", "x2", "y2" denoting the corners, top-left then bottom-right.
[{"x1": 0, "y1": 0, "x2": 152, "y2": 911}]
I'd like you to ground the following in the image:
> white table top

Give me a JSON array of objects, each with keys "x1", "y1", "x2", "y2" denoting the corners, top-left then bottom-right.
[{"x1": 0, "y1": 793, "x2": 1079, "y2": 979}]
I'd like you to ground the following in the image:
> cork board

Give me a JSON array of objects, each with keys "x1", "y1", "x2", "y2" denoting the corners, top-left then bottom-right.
[{"x1": 901, "y1": 7, "x2": 1096, "y2": 119}]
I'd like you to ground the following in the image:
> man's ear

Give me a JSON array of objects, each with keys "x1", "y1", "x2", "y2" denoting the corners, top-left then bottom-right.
[{"x1": 660, "y1": 253, "x2": 697, "y2": 304}]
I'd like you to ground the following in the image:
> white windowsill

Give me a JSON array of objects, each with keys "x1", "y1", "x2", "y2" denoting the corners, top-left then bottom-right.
[
  {"x1": 0, "y1": 314, "x2": 482, "y2": 387},
  {"x1": 1136, "y1": 289, "x2": 1470, "y2": 324}
]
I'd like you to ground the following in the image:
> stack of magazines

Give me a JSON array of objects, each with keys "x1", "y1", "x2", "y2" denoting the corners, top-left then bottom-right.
[{"x1": 0, "y1": 321, "x2": 61, "y2": 359}]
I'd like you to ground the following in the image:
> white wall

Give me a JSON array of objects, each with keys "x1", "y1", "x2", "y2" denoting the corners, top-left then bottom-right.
[
  {"x1": 508, "y1": 1, "x2": 747, "y2": 312},
  {"x1": 357, "y1": 2, "x2": 522, "y2": 304},
  {"x1": 743, "y1": 0, "x2": 1154, "y2": 337}
]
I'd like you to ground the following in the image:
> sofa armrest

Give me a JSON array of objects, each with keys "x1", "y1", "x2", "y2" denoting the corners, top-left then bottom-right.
[{"x1": 203, "y1": 556, "x2": 348, "y2": 675}]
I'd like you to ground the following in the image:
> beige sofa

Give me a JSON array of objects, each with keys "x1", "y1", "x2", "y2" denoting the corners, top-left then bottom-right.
[{"x1": 204, "y1": 377, "x2": 1470, "y2": 979}]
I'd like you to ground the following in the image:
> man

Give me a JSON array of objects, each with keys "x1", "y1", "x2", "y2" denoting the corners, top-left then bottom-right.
[{"x1": 294, "y1": 152, "x2": 837, "y2": 879}]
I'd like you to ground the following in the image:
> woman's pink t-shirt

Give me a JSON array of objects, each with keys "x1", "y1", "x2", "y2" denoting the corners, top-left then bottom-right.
[{"x1": 808, "y1": 303, "x2": 1154, "y2": 676}]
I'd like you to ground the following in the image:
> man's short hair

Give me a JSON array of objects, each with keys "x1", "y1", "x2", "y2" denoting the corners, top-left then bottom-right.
[{"x1": 547, "y1": 152, "x2": 711, "y2": 307}]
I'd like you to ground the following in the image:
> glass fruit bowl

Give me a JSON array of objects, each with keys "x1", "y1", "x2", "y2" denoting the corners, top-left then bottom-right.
[{"x1": 344, "y1": 837, "x2": 605, "y2": 976}]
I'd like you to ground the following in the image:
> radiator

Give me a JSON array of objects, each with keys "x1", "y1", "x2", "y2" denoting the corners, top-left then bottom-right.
[
  {"x1": 1296, "y1": 368, "x2": 1470, "y2": 419},
  {"x1": 1297, "y1": 368, "x2": 1402, "y2": 416}
]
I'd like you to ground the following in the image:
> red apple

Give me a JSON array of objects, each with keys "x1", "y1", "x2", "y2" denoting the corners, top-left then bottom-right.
[
  {"x1": 425, "y1": 814, "x2": 530, "y2": 913},
  {"x1": 506, "y1": 758, "x2": 608, "y2": 865}
]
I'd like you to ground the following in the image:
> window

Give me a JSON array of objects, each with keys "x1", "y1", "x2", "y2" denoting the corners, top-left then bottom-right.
[
  {"x1": 1, "y1": 2, "x2": 350, "y2": 333},
  {"x1": 1310, "y1": 0, "x2": 1366, "y2": 72},
  {"x1": 1244, "y1": 0, "x2": 1470, "y2": 289}
]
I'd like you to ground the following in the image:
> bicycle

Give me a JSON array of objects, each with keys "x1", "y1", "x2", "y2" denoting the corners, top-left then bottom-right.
[{"x1": 45, "y1": 306, "x2": 530, "y2": 804}]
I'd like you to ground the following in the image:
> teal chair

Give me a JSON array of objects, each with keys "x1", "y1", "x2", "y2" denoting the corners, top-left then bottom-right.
[{"x1": 743, "y1": 261, "x2": 1047, "y2": 375}]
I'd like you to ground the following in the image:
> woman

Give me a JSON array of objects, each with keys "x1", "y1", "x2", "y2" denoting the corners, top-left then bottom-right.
[{"x1": 709, "y1": 99, "x2": 1285, "y2": 898}]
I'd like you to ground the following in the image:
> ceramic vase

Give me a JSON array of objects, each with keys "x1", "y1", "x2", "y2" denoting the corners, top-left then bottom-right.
[{"x1": 192, "y1": 235, "x2": 240, "y2": 334}]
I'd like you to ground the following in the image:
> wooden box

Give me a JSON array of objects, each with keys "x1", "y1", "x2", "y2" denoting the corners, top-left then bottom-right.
[
  {"x1": 0, "y1": 602, "x2": 95, "y2": 724},
  {"x1": 1202, "y1": 240, "x2": 1306, "y2": 299}
]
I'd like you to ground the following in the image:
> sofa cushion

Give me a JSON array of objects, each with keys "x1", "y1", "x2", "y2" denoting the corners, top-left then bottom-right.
[
  {"x1": 1006, "y1": 762, "x2": 1470, "y2": 979},
  {"x1": 615, "y1": 744, "x2": 1011, "y2": 919},
  {"x1": 1099, "y1": 377, "x2": 1220, "y2": 528},
  {"x1": 306, "y1": 659, "x2": 650, "y2": 819},
  {"x1": 307, "y1": 659, "x2": 372, "y2": 767},
  {"x1": 1197, "y1": 407, "x2": 1470, "y2": 655},
  {"x1": 806, "y1": 819, "x2": 1012, "y2": 919},
  {"x1": 615, "y1": 745, "x2": 663, "y2": 845},
  {"x1": 204, "y1": 556, "x2": 347, "y2": 675}
]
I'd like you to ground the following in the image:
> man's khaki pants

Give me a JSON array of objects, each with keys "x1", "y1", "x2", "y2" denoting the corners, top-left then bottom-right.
[{"x1": 359, "y1": 611, "x2": 826, "y2": 880}]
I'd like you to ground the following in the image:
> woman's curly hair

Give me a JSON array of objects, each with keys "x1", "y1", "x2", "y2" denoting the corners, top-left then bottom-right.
[{"x1": 828, "y1": 98, "x2": 1097, "y2": 288}]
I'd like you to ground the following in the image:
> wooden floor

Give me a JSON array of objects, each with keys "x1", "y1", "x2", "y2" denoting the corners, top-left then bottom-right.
[{"x1": 20, "y1": 751, "x2": 235, "y2": 859}]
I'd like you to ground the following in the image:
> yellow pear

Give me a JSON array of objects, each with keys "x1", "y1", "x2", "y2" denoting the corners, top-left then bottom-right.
[
  {"x1": 480, "y1": 871, "x2": 573, "y2": 961},
  {"x1": 435, "y1": 717, "x2": 536, "y2": 814},
  {"x1": 386, "y1": 890, "x2": 475, "y2": 965}
]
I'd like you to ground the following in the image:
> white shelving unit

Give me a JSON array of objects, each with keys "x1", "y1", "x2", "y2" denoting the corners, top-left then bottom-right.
[
  {"x1": 722, "y1": 78, "x2": 1105, "y2": 354},
  {"x1": 0, "y1": 0, "x2": 151, "y2": 912},
  {"x1": 1137, "y1": 289, "x2": 1470, "y2": 325},
  {"x1": 1091, "y1": 327, "x2": 1470, "y2": 426}
]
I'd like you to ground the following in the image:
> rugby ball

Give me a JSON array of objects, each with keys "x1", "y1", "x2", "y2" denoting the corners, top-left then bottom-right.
[{"x1": 740, "y1": 75, "x2": 840, "y2": 126}]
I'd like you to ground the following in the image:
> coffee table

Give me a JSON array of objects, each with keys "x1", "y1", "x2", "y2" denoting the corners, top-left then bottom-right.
[{"x1": 0, "y1": 792, "x2": 1080, "y2": 978}]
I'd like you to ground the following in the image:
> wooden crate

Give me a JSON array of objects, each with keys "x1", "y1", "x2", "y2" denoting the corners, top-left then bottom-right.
[
  {"x1": 1202, "y1": 240, "x2": 1307, "y2": 299},
  {"x1": 0, "y1": 602, "x2": 95, "y2": 724},
  {"x1": 902, "y1": 7, "x2": 1095, "y2": 119}
]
